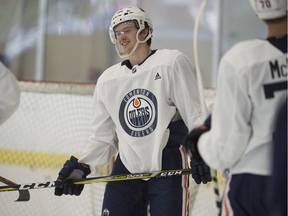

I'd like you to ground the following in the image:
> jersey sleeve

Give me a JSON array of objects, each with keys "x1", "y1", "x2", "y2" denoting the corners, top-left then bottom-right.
[
  {"x1": 0, "y1": 62, "x2": 20, "y2": 125},
  {"x1": 198, "y1": 57, "x2": 252, "y2": 170},
  {"x1": 79, "y1": 82, "x2": 118, "y2": 174},
  {"x1": 169, "y1": 53, "x2": 207, "y2": 131}
]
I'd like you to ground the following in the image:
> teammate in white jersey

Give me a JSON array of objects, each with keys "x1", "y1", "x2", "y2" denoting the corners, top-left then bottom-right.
[
  {"x1": 185, "y1": 0, "x2": 287, "y2": 215},
  {"x1": 0, "y1": 61, "x2": 20, "y2": 124},
  {"x1": 54, "y1": 6, "x2": 208, "y2": 216}
]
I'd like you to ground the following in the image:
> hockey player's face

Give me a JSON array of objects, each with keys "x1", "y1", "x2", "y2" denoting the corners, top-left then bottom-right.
[{"x1": 114, "y1": 21, "x2": 138, "y2": 54}]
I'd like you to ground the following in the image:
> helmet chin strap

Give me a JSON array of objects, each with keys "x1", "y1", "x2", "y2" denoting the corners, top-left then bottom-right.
[
  {"x1": 115, "y1": 30, "x2": 151, "y2": 59},
  {"x1": 116, "y1": 39, "x2": 140, "y2": 59}
]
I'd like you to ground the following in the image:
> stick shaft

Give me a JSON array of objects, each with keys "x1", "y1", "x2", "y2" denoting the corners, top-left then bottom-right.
[
  {"x1": 74, "y1": 169, "x2": 191, "y2": 184},
  {"x1": 0, "y1": 181, "x2": 55, "y2": 192},
  {"x1": 0, "y1": 169, "x2": 192, "y2": 193}
]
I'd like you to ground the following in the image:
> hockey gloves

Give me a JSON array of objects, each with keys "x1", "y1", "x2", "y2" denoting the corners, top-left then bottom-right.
[
  {"x1": 54, "y1": 156, "x2": 91, "y2": 196},
  {"x1": 185, "y1": 115, "x2": 212, "y2": 184}
]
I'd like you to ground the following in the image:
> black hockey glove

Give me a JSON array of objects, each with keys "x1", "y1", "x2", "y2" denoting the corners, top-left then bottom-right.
[
  {"x1": 54, "y1": 156, "x2": 91, "y2": 196},
  {"x1": 185, "y1": 115, "x2": 212, "y2": 184}
]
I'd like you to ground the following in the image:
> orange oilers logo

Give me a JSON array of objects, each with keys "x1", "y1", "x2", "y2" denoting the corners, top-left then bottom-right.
[{"x1": 119, "y1": 88, "x2": 158, "y2": 137}]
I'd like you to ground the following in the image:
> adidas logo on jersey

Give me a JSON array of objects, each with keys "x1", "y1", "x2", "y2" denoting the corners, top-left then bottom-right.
[{"x1": 155, "y1": 73, "x2": 161, "y2": 80}]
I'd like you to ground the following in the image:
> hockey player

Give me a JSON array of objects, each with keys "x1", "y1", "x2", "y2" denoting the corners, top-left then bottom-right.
[
  {"x1": 54, "y1": 6, "x2": 209, "y2": 216},
  {"x1": 185, "y1": 0, "x2": 287, "y2": 215},
  {"x1": 0, "y1": 61, "x2": 20, "y2": 124}
]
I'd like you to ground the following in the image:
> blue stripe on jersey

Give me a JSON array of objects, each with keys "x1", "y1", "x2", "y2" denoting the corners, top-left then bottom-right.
[{"x1": 267, "y1": 34, "x2": 287, "y2": 53}]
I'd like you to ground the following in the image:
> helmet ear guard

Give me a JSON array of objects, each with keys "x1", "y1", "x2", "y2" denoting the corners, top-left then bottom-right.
[
  {"x1": 109, "y1": 25, "x2": 116, "y2": 44},
  {"x1": 249, "y1": 0, "x2": 287, "y2": 20}
]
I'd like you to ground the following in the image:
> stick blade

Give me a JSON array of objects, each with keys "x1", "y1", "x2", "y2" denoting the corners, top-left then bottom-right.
[
  {"x1": 0, "y1": 176, "x2": 31, "y2": 202},
  {"x1": 15, "y1": 190, "x2": 30, "y2": 202}
]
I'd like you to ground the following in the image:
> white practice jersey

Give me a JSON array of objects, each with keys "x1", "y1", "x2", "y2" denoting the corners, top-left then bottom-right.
[
  {"x1": 0, "y1": 62, "x2": 20, "y2": 125},
  {"x1": 199, "y1": 37, "x2": 287, "y2": 175},
  {"x1": 79, "y1": 49, "x2": 207, "y2": 174}
]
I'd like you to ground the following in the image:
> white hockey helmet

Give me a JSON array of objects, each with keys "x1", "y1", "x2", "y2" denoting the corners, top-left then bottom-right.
[
  {"x1": 109, "y1": 6, "x2": 153, "y2": 58},
  {"x1": 249, "y1": 0, "x2": 287, "y2": 20}
]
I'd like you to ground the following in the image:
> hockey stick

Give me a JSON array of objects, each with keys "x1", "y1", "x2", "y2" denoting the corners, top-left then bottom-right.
[
  {"x1": 212, "y1": 173, "x2": 222, "y2": 213},
  {"x1": 0, "y1": 169, "x2": 191, "y2": 201}
]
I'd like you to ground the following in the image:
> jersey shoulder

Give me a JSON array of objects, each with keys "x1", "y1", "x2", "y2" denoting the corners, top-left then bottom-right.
[
  {"x1": 153, "y1": 49, "x2": 185, "y2": 63},
  {"x1": 222, "y1": 39, "x2": 284, "y2": 69},
  {"x1": 97, "y1": 62, "x2": 124, "y2": 84},
  {"x1": 156, "y1": 48, "x2": 183, "y2": 57},
  {"x1": 149, "y1": 49, "x2": 190, "y2": 71}
]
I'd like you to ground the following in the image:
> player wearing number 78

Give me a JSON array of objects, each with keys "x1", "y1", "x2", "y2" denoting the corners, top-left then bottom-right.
[{"x1": 184, "y1": 0, "x2": 287, "y2": 215}]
